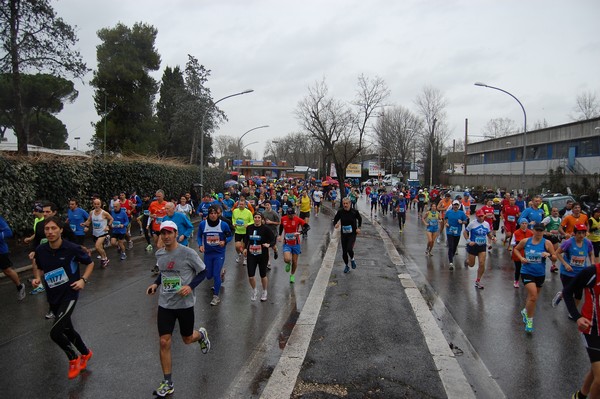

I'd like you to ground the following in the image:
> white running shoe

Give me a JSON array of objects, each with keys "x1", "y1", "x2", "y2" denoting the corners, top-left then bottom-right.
[
  {"x1": 251, "y1": 288, "x2": 257, "y2": 301},
  {"x1": 260, "y1": 290, "x2": 268, "y2": 302}
]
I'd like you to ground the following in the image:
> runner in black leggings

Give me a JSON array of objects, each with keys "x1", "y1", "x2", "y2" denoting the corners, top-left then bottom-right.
[{"x1": 333, "y1": 198, "x2": 362, "y2": 274}]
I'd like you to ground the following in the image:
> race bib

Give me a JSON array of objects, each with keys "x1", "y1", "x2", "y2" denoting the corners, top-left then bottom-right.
[
  {"x1": 341, "y1": 225, "x2": 353, "y2": 234},
  {"x1": 507, "y1": 215, "x2": 516, "y2": 222},
  {"x1": 93, "y1": 222, "x2": 101, "y2": 229},
  {"x1": 44, "y1": 267, "x2": 69, "y2": 289},
  {"x1": 144, "y1": 210, "x2": 150, "y2": 216},
  {"x1": 70, "y1": 224, "x2": 77, "y2": 231},
  {"x1": 474, "y1": 236, "x2": 487, "y2": 245},
  {"x1": 526, "y1": 250, "x2": 542, "y2": 263},
  {"x1": 428, "y1": 219, "x2": 438, "y2": 227},
  {"x1": 206, "y1": 234, "x2": 220, "y2": 246},
  {"x1": 571, "y1": 255, "x2": 586, "y2": 267},
  {"x1": 156, "y1": 217, "x2": 164, "y2": 223},
  {"x1": 449, "y1": 226, "x2": 459, "y2": 235},
  {"x1": 285, "y1": 233, "x2": 297, "y2": 244},
  {"x1": 398, "y1": 207, "x2": 405, "y2": 213},
  {"x1": 113, "y1": 221, "x2": 122, "y2": 228},
  {"x1": 162, "y1": 275, "x2": 181, "y2": 293},
  {"x1": 249, "y1": 244, "x2": 262, "y2": 255},
  {"x1": 235, "y1": 219, "x2": 244, "y2": 226},
  {"x1": 493, "y1": 210, "x2": 500, "y2": 215}
]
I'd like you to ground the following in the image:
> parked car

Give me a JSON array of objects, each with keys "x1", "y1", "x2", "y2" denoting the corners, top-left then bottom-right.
[
  {"x1": 382, "y1": 174, "x2": 401, "y2": 187},
  {"x1": 361, "y1": 178, "x2": 377, "y2": 187},
  {"x1": 541, "y1": 194, "x2": 575, "y2": 213}
]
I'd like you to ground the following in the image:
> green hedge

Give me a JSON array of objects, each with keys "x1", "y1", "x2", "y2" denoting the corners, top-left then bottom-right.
[{"x1": 0, "y1": 156, "x2": 227, "y2": 236}]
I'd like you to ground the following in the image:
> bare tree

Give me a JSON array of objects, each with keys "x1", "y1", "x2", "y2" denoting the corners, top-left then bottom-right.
[
  {"x1": 372, "y1": 105, "x2": 421, "y2": 176},
  {"x1": 481, "y1": 117, "x2": 518, "y2": 138},
  {"x1": 296, "y1": 75, "x2": 389, "y2": 184},
  {"x1": 414, "y1": 86, "x2": 450, "y2": 186},
  {"x1": 570, "y1": 91, "x2": 600, "y2": 121},
  {"x1": 532, "y1": 118, "x2": 549, "y2": 130}
]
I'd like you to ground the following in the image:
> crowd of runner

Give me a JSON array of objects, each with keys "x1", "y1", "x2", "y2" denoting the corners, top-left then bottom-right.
[{"x1": 4, "y1": 176, "x2": 600, "y2": 398}]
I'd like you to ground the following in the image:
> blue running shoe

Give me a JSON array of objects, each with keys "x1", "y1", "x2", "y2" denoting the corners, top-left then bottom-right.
[
  {"x1": 351, "y1": 259, "x2": 357, "y2": 269},
  {"x1": 344, "y1": 265, "x2": 350, "y2": 273}
]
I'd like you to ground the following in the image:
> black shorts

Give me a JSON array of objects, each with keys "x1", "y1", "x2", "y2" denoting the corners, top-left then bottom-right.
[
  {"x1": 314, "y1": 202, "x2": 321, "y2": 208},
  {"x1": 157, "y1": 306, "x2": 195, "y2": 337},
  {"x1": 561, "y1": 274, "x2": 584, "y2": 300},
  {"x1": 546, "y1": 234, "x2": 561, "y2": 245},
  {"x1": 111, "y1": 233, "x2": 126, "y2": 241},
  {"x1": 72, "y1": 235, "x2": 85, "y2": 245},
  {"x1": 0, "y1": 253, "x2": 13, "y2": 270},
  {"x1": 583, "y1": 333, "x2": 600, "y2": 363},
  {"x1": 234, "y1": 233, "x2": 246, "y2": 242},
  {"x1": 299, "y1": 211, "x2": 310, "y2": 219},
  {"x1": 93, "y1": 234, "x2": 108, "y2": 241},
  {"x1": 521, "y1": 273, "x2": 545, "y2": 288},
  {"x1": 466, "y1": 243, "x2": 487, "y2": 255}
]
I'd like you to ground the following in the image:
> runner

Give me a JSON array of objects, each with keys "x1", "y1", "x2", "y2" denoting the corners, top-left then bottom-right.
[
  {"x1": 511, "y1": 219, "x2": 534, "y2": 288},
  {"x1": 175, "y1": 196, "x2": 194, "y2": 219},
  {"x1": 66, "y1": 199, "x2": 89, "y2": 246},
  {"x1": 197, "y1": 205, "x2": 232, "y2": 306},
  {"x1": 118, "y1": 192, "x2": 134, "y2": 248},
  {"x1": 542, "y1": 207, "x2": 563, "y2": 273},
  {"x1": 563, "y1": 263, "x2": 600, "y2": 399},
  {"x1": 369, "y1": 189, "x2": 379, "y2": 216},
  {"x1": 589, "y1": 207, "x2": 600, "y2": 259},
  {"x1": 262, "y1": 201, "x2": 280, "y2": 268},
  {"x1": 0, "y1": 214, "x2": 26, "y2": 300},
  {"x1": 416, "y1": 189, "x2": 426, "y2": 215},
  {"x1": 422, "y1": 203, "x2": 441, "y2": 256},
  {"x1": 464, "y1": 209, "x2": 495, "y2": 289},
  {"x1": 140, "y1": 193, "x2": 154, "y2": 251},
  {"x1": 146, "y1": 221, "x2": 211, "y2": 397},
  {"x1": 299, "y1": 190, "x2": 311, "y2": 229},
  {"x1": 278, "y1": 208, "x2": 308, "y2": 283},
  {"x1": 243, "y1": 213, "x2": 275, "y2": 301},
  {"x1": 149, "y1": 190, "x2": 168, "y2": 251},
  {"x1": 333, "y1": 197, "x2": 362, "y2": 273},
  {"x1": 520, "y1": 195, "x2": 545, "y2": 228},
  {"x1": 32, "y1": 216, "x2": 94, "y2": 379},
  {"x1": 312, "y1": 186, "x2": 323, "y2": 217},
  {"x1": 163, "y1": 201, "x2": 193, "y2": 247},
  {"x1": 110, "y1": 201, "x2": 130, "y2": 261},
  {"x1": 552, "y1": 224, "x2": 595, "y2": 311},
  {"x1": 444, "y1": 200, "x2": 468, "y2": 270},
  {"x1": 231, "y1": 200, "x2": 254, "y2": 265},
  {"x1": 480, "y1": 199, "x2": 496, "y2": 252},
  {"x1": 84, "y1": 198, "x2": 113, "y2": 268},
  {"x1": 502, "y1": 196, "x2": 521, "y2": 251},
  {"x1": 560, "y1": 203, "x2": 589, "y2": 239},
  {"x1": 395, "y1": 192, "x2": 408, "y2": 233},
  {"x1": 514, "y1": 222, "x2": 557, "y2": 333}
]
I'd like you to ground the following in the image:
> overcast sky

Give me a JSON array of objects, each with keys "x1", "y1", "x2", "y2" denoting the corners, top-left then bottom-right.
[{"x1": 10, "y1": 0, "x2": 600, "y2": 157}]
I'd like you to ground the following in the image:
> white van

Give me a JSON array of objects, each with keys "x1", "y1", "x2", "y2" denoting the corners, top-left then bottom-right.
[{"x1": 382, "y1": 174, "x2": 400, "y2": 186}]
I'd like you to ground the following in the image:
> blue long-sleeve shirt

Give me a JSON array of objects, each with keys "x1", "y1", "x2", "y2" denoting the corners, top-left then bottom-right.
[
  {"x1": 197, "y1": 219, "x2": 232, "y2": 255},
  {"x1": 0, "y1": 216, "x2": 13, "y2": 254},
  {"x1": 164, "y1": 212, "x2": 194, "y2": 246}
]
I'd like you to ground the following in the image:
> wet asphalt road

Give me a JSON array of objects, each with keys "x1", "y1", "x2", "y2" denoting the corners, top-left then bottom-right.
[
  {"x1": 360, "y1": 198, "x2": 589, "y2": 399},
  {"x1": 0, "y1": 214, "x2": 333, "y2": 399}
]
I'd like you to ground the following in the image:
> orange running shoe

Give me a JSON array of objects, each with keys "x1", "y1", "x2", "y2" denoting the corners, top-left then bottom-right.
[
  {"x1": 68, "y1": 357, "x2": 81, "y2": 379},
  {"x1": 79, "y1": 349, "x2": 93, "y2": 370}
]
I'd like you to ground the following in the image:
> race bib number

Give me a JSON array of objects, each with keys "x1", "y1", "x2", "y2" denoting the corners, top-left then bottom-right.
[
  {"x1": 571, "y1": 255, "x2": 586, "y2": 267},
  {"x1": 236, "y1": 219, "x2": 244, "y2": 226},
  {"x1": 474, "y1": 236, "x2": 487, "y2": 245},
  {"x1": 493, "y1": 210, "x2": 500, "y2": 215},
  {"x1": 44, "y1": 267, "x2": 69, "y2": 289},
  {"x1": 249, "y1": 244, "x2": 262, "y2": 255},
  {"x1": 156, "y1": 217, "x2": 164, "y2": 223},
  {"x1": 285, "y1": 233, "x2": 297, "y2": 244},
  {"x1": 507, "y1": 215, "x2": 516, "y2": 222},
  {"x1": 93, "y1": 222, "x2": 101, "y2": 229},
  {"x1": 282, "y1": 205, "x2": 288, "y2": 213},
  {"x1": 341, "y1": 225, "x2": 353, "y2": 234},
  {"x1": 162, "y1": 275, "x2": 181, "y2": 293},
  {"x1": 206, "y1": 234, "x2": 220, "y2": 246},
  {"x1": 448, "y1": 226, "x2": 459, "y2": 235},
  {"x1": 398, "y1": 207, "x2": 405, "y2": 213},
  {"x1": 70, "y1": 224, "x2": 77, "y2": 231},
  {"x1": 428, "y1": 219, "x2": 438, "y2": 227},
  {"x1": 143, "y1": 210, "x2": 150, "y2": 216},
  {"x1": 113, "y1": 221, "x2": 122, "y2": 228},
  {"x1": 526, "y1": 250, "x2": 542, "y2": 263}
]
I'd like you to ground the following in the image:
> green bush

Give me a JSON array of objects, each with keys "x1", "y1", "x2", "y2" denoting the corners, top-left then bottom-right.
[{"x1": 0, "y1": 155, "x2": 227, "y2": 236}]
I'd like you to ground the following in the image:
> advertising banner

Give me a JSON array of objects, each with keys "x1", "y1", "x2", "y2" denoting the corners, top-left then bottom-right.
[{"x1": 346, "y1": 163, "x2": 361, "y2": 177}]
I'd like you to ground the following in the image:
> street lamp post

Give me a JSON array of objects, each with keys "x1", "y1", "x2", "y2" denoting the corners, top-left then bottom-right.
[
  {"x1": 194, "y1": 89, "x2": 254, "y2": 198},
  {"x1": 237, "y1": 125, "x2": 269, "y2": 174},
  {"x1": 238, "y1": 141, "x2": 258, "y2": 176},
  {"x1": 74, "y1": 137, "x2": 80, "y2": 151},
  {"x1": 475, "y1": 82, "x2": 527, "y2": 193}
]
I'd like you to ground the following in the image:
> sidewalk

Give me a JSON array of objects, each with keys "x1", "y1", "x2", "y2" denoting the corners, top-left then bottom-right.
[{"x1": 261, "y1": 203, "x2": 475, "y2": 399}]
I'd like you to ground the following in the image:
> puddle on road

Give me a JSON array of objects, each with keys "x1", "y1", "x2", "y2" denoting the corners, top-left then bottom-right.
[{"x1": 278, "y1": 307, "x2": 300, "y2": 349}]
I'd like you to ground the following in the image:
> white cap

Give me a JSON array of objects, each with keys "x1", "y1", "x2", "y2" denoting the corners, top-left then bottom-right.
[
  {"x1": 159, "y1": 220, "x2": 177, "y2": 231},
  {"x1": 452, "y1": 200, "x2": 460, "y2": 205}
]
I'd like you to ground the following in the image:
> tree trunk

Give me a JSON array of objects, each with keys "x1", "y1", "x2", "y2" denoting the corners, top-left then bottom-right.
[{"x1": 9, "y1": 0, "x2": 28, "y2": 155}]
